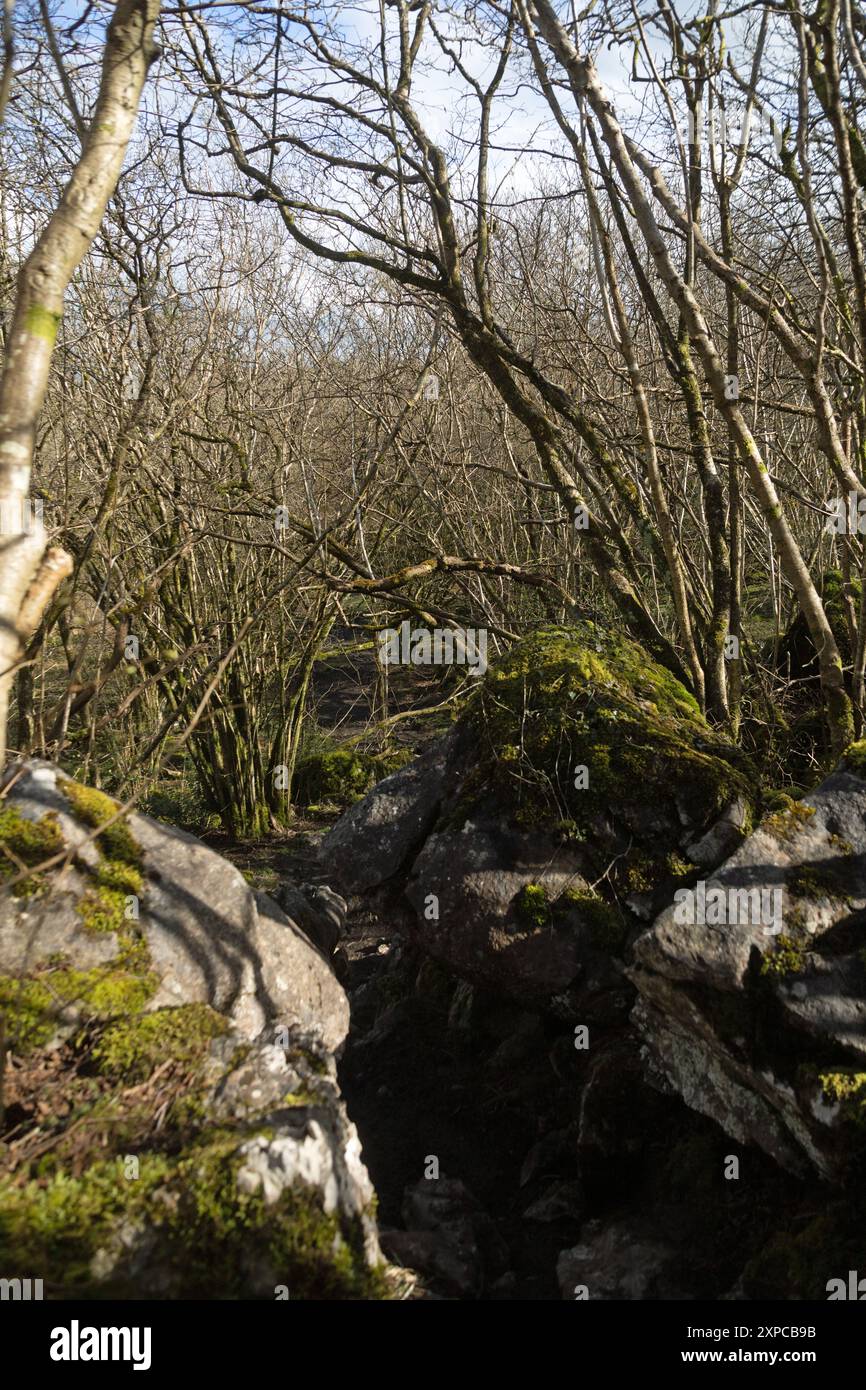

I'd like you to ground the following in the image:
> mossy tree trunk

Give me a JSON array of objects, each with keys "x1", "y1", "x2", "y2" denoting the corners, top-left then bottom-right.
[{"x1": 0, "y1": 0, "x2": 160, "y2": 768}]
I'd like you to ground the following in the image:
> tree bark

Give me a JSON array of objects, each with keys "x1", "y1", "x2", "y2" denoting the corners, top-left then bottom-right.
[{"x1": 0, "y1": 0, "x2": 160, "y2": 767}]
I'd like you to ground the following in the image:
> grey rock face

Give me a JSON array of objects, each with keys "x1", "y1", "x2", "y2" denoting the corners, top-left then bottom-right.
[
  {"x1": 523, "y1": 1180, "x2": 584, "y2": 1224},
  {"x1": 271, "y1": 881, "x2": 347, "y2": 963},
  {"x1": 631, "y1": 771, "x2": 866, "y2": 1178},
  {"x1": 1, "y1": 760, "x2": 348, "y2": 1051},
  {"x1": 320, "y1": 732, "x2": 457, "y2": 894},
  {"x1": 319, "y1": 627, "x2": 751, "y2": 1013},
  {"x1": 404, "y1": 809, "x2": 627, "y2": 1013},
  {"x1": 557, "y1": 1219, "x2": 687, "y2": 1300},
  {"x1": 0, "y1": 760, "x2": 382, "y2": 1299},
  {"x1": 324, "y1": 747, "x2": 740, "y2": 1015},
  {"x1": 382, "y1": 1177, "x2": 507, "y2": 1298}
]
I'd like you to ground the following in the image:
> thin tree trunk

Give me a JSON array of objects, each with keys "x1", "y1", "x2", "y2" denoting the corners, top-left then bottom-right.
[
  {"x1": 528, "y1": 0, "x2": 854, "y2": 755},
  {"x1": 0, "y1": 0, "x2": 160, "y2": 767}
]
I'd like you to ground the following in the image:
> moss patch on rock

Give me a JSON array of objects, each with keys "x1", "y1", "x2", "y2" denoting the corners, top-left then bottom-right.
[
  {"x1": 842, "y1": 738, "x2": 866, "y2": 779},
  {"x1": 0, "y1": 1134, "x2": 383, "y2": 1298},
  {"x1": 786, "y1": 862, "x2": 851, "y2": 903},
  {"x1": 60, "y1": 780, "x2": 142, "y2": 867},
  {"x1": 512, "y1": 880, "x2": 627, "y2": 952},
  {"x1": 292, "y1": 748, "x2": 411, "y2": 808},
  {"x1": 0, "y1": 962, "x2": 159, "y2": 1053},
  {"x1": 514, "y1": 883, "x2": 552, "y2": 930},
  {"x1": 819, "y1": 1071, "x2": 866, "y2": 1127},
  {"x1": 0, "y1": 784, "x2": 157, "y2": 1051},
  {"x1": 45, "y1": 777, "x2": 150, "y2": 971},
  {"x1": 760, "y1": 796, "x2": 816, "y2": 842},
  {"x1": 760, "y1": 934, "x2": 808, "y2": 977},
  {"x1": 0, "y1": 806, "x2": 65, "y2": 897},
  {"x1": 561, "y1": 888, "x2": 628, "y2": 952},
  {"x1": 461, "y1": 623, "x2": 751, "y2": 837},
  {"x1": 92, "y1": 1003, "x2": 229, "y2": 1083},
  {"x1": 0, "y1": 998, "x2": 383, "y2": 1298}
]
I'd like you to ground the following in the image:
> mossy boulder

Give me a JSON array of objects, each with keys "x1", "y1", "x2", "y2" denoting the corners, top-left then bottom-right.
[
  {"x1": 0, "y1": 1027, "x2": 384, "y2": 1298},
  {"x1": 461, "y1": 624, "x2": 748, "y2": 837},
  {"x1": 0, "y1": 761, "x2": 348, "y2": 1050},
  {"x1": 1, "y1": 762, "x2": 386, "y2": 1298},
  {"x1": 325, "y1": 624, "x2": 753, "y2": 1013}
]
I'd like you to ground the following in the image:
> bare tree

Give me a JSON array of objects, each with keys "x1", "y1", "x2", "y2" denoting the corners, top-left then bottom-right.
[{"x1": 0, "y1": 0, "x2": 161, "y2": 766}]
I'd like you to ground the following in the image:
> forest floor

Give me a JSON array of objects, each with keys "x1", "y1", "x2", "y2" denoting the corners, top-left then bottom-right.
[{"x1": 205, "y1": 633, "x2": 562, "y2": 1296}]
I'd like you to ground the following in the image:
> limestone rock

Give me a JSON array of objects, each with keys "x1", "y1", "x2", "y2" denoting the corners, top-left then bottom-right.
[
  {"x1": 0, "y1": 761, "x2": 382, "y2": 1299},
  {"x1": 630, "y1": 769, "x2": 866, "y2": 1179},
  {"x1": 557, "y1": 1218, "x2": 687, "y2": 1300},
  {"x1": 323, "y1": 624, "x2": 753, "y2": 1013},
  {"x1": 321, "y1": 733, "x2": 456, "y2": 894},
  {"x1": 0, "y1": 760, "x2": 348, "y2": 1051}
]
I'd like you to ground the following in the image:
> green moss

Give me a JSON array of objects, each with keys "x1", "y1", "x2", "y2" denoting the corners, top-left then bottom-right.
[
  {"x1": 25, "y1": 303, "x2": 62, "y2": 343},
  {"x1": 559, "y1": 888, "x2": 627, "y2": 952},
  {"x1": 64, "y1": 965, "x2": 157, "y2": 1015},
  {"x1": 742, "y1": 1213, "x2": 856, "y2": 1299},
  {"x1": 624, "y1": 856, "x2": 657, "y2": 893},
  {"x1": 95, "y1": 857, "x2": 143, "y2": 896},
  {"x1": 624, "y1": 852, "x2": 693, "y2": 895},
  {"x1": 762, "y1": 798, "x2": 816, "y2": 842},
  {"x1": 74, "y1": 854, "x2": 143, "y2": 938},
  {"x1": 0, "y1": 975, "x2": 60, "y2": 1051},
  {"x1": 229, "y1": 1042, "x2": 253, "y2": 1070},
  {"x1": 818, "y1": 1071, "x2": 866, "y2": 1126},
  {"x1": 787, "y1": 862, "x2": 849, "y2": 902},
  {"x1": 461, "y1": 624, "x2": 750, "y2": 837},
  {"x1": 0, "y1": 1131, "x2": 384, "y2": 1298},
  {"x1": 263, "y1": 1185, "x2": 386, "y2": 1300},
  {"x1": 281, "y1": 1089, "x2": 322, "y2": 1108},
  {"x1": 512, "y1": 880, "x2": 627, "y2": 950},
  {"x1": 0, "y1": 806, "x2": 65, "y2": 897},
  {"x1": 0, "y1": 963, "x2": 158, "y2": 1053},
  {"x1": 93, "y1": 1003, "x2": 228, "y2": 1082},
  {"x1": 294, "y1": 1047, "x2": 328, "y2": 1077},
  {"x1": 0, "y1": 1154, "x2": 169, "y2": 1287},
  {"x1": 843, "y1": 739, "x2": 866, "y2": 778},
  {"x1": 666, "y1": 853, "x2": 694, "y2": 878},
  {"x1": 37, "y1": 778, "x2": 151, "y2": 969},
  {"x1": 292, "y1": 748, "x2": 409, "y2": 808},
  {"x1": 514, "y1": 882, "x2": 552, "y2": 929},
  {"x1": 552, "y1": 818, "x2": 586, "y2": 844},
  {"x1": 60, "y1": 779, "x2": 142, "y2": 869},
  {"x1": 293, "y1": 749, "x2": 373, "y2": 804},
  {"x1": 760, "y1": 934, "x2": 807, "y2": 977},
  {"x1": 168, "y1": 1090, "x2": 210, "y2": 1129},
  {"x1": 0, "y1": 783, "x2": 384, "y2": 1299},
  {"x1": 76, "y1": 886, "x2": 127, "y2": 935}
]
